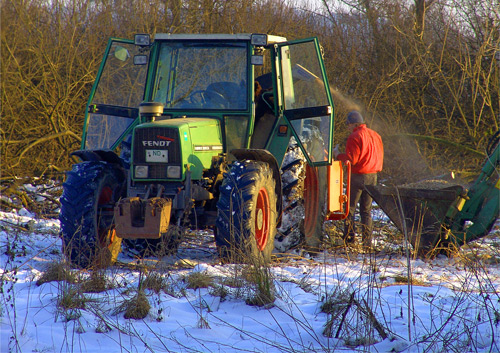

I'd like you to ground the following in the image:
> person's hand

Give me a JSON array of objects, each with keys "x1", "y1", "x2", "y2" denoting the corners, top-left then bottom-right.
[{"x1": 333, "y1": 144, "x2": 340, "y2": 158}]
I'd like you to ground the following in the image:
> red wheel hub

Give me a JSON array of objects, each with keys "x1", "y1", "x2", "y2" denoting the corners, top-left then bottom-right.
[
  {"x1": 304, "y1": 165, "x2": 319, "y2": 237},
  {"x1": 255, "y1": 187, "x2": 270, "y2": 251},
  {"x1": 98, "y1": 186, "x2": 113, "y2": 205},
  {"x1": 97, "y1": 185, "x2": 114, "y2": 247}
]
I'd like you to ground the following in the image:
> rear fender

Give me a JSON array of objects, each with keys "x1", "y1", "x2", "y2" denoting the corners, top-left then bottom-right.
[
  {"x1": 230, "y1": 148, "x2": 283, "y2": 225},
  {"x1": 71, "y1": 150, "x2": 124, "y2": 167}
]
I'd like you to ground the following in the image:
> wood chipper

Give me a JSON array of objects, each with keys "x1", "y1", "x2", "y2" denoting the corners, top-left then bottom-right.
[
  {"x1": 59, "y1": 33, "x2": 351, "y2": 268},
  {"x1": 366, "y1": 130, "x2": 499, "y2": 256}
]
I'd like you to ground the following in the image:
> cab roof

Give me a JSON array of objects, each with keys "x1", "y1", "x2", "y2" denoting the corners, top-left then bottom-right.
[{"x1": 154, "y1": 33, "x2": 287, "y2": 45}]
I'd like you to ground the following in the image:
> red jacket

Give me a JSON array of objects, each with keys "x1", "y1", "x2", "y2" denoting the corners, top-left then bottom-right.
[{"x1": 337, "y1": 124, "x2": 383, "y2": 174}]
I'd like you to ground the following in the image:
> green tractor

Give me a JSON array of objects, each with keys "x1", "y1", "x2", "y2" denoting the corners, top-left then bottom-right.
[{"x1": 60, "y1": 33, "x2": 349, "y2": 268}]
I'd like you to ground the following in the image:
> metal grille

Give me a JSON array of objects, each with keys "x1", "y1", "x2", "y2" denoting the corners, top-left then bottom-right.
[{"x1": 133, "y1": 127, "x2": 181, "y2": 179}]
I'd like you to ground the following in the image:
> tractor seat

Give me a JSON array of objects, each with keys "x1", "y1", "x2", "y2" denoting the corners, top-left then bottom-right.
[{"x1": 206, "y1": 82, "x2": 245, "y2": 109}]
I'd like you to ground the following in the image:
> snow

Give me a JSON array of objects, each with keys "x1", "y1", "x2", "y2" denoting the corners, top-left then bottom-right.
[{"x1": 1, "y1": 205, "x2": 500, "y2": 352}]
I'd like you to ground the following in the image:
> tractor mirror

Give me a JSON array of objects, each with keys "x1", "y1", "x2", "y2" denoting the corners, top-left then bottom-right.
[{"x1": 134, "y1": 55, "x2": 148, "y2": 65}]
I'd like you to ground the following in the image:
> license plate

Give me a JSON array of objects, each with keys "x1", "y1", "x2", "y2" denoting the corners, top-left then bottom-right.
[{"x1": 146, "y1": 149, "x2": 168, "y2": 162}]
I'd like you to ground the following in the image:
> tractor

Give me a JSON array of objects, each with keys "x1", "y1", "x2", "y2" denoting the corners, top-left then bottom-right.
[{"x1": 59, "y1": 33, "x2": 350, "y2": 268}]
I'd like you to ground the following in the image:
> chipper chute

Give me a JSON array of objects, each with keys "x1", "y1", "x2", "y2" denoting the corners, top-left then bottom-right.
[
  {"x1": 365, "y1": 184, "x2": 465, "y2": 255},
  {"x1": 366, "y1": 131, "x2": 499, "y2": 257}
]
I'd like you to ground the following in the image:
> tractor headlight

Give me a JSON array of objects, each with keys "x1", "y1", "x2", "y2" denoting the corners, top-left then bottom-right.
[
  {"x1": 167, "y1": 166, "x2": 181, "y2": 179},
  {"x1": 251, "y1": 34, "x2": 268, "y2": 46},
  {"x1": 134, "y1": 34, "x2": 150, "y2": 46},
  {"x1": 135, "y1": 165, "x2": 148, "y2": 178}
]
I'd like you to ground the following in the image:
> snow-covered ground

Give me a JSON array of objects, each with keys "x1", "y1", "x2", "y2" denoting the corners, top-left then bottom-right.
[{"x1": 1, "y1": 184, "x2": 499, "y2": 353}]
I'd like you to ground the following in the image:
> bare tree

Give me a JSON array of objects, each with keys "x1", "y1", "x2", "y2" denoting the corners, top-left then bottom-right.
[
  {"x1": 318, "y1": 0, "x2": 499, "y2": 180},
  {"x1": 414, "y1": 0, "x2": 435, "y2": 38},
  {"x1": 1, "y1": 0, "x2": 497, "y2": 183},
  {"x1": 1, "y1": 0, "x2": 316, "y2": 180}
]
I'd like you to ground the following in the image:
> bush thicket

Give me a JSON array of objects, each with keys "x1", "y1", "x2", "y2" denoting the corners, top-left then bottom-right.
[{"x1": 1, "y1": 0, "x2": 498, "y2": 183}]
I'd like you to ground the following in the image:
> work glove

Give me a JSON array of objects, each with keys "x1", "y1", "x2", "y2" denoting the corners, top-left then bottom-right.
[{"x1": 333, "y1": 144, "x2": 340, "y2": 159}]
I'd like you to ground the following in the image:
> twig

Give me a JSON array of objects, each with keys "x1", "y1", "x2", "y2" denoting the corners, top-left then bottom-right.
[
  {"x1": 10, "y1": 130, "x2": 81, "y2": 168},
  {"x1": 395, "y1": 186, "x2": 414, "y2": 341},
  {"x1": 0, "y1": 219, "x2": 29, "y2": 230},
  {"x1": 335, "y1": 291, "x2": 355, "y2": 338},
  {"x1": 357, "y1": 298, "x2": 388, "y2": 340}
]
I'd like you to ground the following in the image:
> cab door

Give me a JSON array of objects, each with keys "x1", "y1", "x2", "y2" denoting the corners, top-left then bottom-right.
[
  {"x1": 277, "y1": 38, "x2": 334, "y2": 166},
  {"x1": 82, "y1": 39, "x2": 149, "y2": 150}
]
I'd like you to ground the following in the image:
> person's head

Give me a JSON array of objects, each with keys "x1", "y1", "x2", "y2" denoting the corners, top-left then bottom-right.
[
  {"x1": 254, "y1": 80, "x2": 263, "y2": 97},
  {"x1": 346, "y1": 111, "x2": 364, "y2": 131}
]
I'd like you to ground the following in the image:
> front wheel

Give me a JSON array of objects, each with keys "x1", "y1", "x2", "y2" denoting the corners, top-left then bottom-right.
[
  {"x1": 215, "y1": 160, "x2": 277, "y2": 264},
  {"x1": 60, "y1": 161, "x2": 125, "y2": 268}
]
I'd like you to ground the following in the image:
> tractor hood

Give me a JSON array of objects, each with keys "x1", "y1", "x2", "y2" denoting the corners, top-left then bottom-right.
[{"x1": 131, "y1": 118, "x2": 223, "y2": 181}]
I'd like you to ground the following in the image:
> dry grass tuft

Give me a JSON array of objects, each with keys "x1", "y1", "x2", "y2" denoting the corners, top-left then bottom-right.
[
  {"x1": 322, "y1": 290, "x2": 388, "y2": 343},
  {"x1": 221, "y1": 276, "x2": 245, "y2": 289},
  {"x1": 321, "y1": 290, "x2": 352, "y2": 316},
  {"x1": 36, "y1": 262, "x2": 76, "y2": 286},
  {"x1": 243, "y1": 265, "x2": 275, "y2": 307},
  {"x1": 393, "y1": 274, "x2": 427, "y2": 286},
  {"x1": 123, "y1": 291, "x2": 150, "y2": 320},
  {"x1": 185, "y1": 271, "x2": 214, "y2": 290},
  {"x1": 209, "y1": 284, "x2": 229, "y2": 301},
  {"x1": 142, "y1": 272, "x2": 167, "y2": 294},
  {"x1": 245, "y1": 291, "x2": 275, "y2": 307},
  {"x1": 57, "y1": 287, "x2": 87, "y2": 310},
  {"x1": 80, "y1": 271, "x2": 108, "y2": 293}
]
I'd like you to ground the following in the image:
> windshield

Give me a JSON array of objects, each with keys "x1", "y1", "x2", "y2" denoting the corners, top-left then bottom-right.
[{"x1": 153, "y1": 42, "x2": 248, "y2": 110}]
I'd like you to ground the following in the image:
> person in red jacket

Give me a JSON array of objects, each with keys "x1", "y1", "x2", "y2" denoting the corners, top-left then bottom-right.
[{"x1": 334, "y1": 111, "x2": 384, "y2": 250}]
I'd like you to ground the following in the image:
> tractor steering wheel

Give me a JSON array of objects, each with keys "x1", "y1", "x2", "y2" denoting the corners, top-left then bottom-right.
[{"x1": 188, "y1": 89, "x2": 228, "y2": 108}]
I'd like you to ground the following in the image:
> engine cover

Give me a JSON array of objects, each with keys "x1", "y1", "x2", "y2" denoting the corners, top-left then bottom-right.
[{"x1": 132, "y1": 118, "x2": 223, "y2": 181}]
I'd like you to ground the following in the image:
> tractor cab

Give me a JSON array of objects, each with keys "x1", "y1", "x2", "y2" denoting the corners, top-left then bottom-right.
[{"x1": 80, "y1": 33, "x2": 335, "y2": 171}]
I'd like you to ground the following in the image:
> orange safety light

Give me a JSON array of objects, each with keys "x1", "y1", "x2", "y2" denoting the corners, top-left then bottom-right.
[{"x1": 278, "y1": 125, "x2": 288, "y2": 135}]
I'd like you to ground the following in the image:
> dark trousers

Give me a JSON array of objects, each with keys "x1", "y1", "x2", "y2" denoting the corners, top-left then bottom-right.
[{"x1": 344, "y1": 173, "x2": 377, "y2": 246}]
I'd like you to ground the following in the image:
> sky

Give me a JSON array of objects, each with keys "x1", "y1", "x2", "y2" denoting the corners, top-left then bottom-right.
[{"x1": 1, "y1": 184, "x2": 500, "y2": 353}]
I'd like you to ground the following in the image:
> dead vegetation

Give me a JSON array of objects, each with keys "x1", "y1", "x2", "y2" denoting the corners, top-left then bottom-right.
[
  {"x1": 141, "y1": 272, "x2": 168, "y2": 294},
  {"x1": 184, "y1": 271, "x2": 214, "y2": 290},
  {"x1": 36, "y1": 262, "x2": 76, "y2": 286},
  {"x1": 122, "y1": 291, "x2": 151, "y2": 320},
  {"x1": 80, "y1": 271, "x2": 109, "y2": 293},
  {"x1": 1, "y1": 1, "x2": 498, "y2": 349},
  {"x1": 0, "y1": 178, "x2": 61, "y2": 218},
  {"x1": 1, "y1": 0, "x2": 498, "y2": 184}
]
